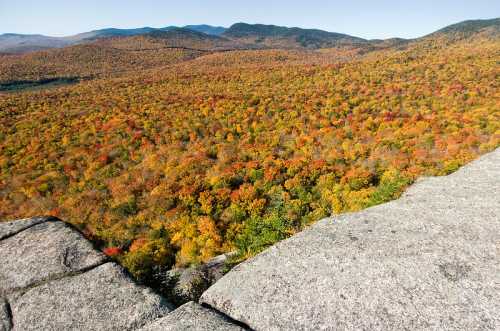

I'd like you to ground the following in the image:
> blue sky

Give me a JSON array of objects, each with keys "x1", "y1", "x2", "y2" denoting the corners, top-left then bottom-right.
[{"x1": 1, "y1": 0, "x2": 498, "y2": 39}]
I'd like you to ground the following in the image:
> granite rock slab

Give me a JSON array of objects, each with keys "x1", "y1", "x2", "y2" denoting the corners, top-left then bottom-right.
[
  {"x1": 10, "y1": 262, "x2": 173, "y2": 331},
  {"x1": 201, "y1": 149, "x2": 500, "y2": 330},
  {"x1": 0, "y1": 220, "x2": 107, "y2": 296}
]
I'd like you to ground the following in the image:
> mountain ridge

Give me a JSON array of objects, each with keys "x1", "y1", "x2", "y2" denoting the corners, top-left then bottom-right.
[
  {"x1": 222, "y1": 22, "x2": 366, "y2": 49},
  {"x1": 0, "y1": 18, "x2": 498, "y2": 54},
  {"x1": 426, "y1": 17, "x2": 500, "y2": 38},
  {"x1": 0, "y1": 24, "x2": 228, "y2": 53}
]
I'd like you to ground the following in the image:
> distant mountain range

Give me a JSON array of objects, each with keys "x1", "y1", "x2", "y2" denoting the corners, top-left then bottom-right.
[
  {"x1": 0, "y1": 18, "x2": 498, "y2": 54},
  {"x1": 223, "y1": 23, "x2": 366, "y2": 48},
  {"x1": 0, "y1": 34, "x2": 71, "y2": 54},
  {"x1": 184, "y1": 25, "x2": 227, "y2": 36},
  {"x1": 0, "y1": 24, "x2": 228, "y2": 53}
]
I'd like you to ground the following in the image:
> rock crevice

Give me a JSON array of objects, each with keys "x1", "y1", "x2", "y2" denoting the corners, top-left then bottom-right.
[
  {"x1": 0, "y1": 298, "x2": 13, "y2": 331},
  {"x1": 0, "y1": 216, "x2": 53, "y2": 241}
]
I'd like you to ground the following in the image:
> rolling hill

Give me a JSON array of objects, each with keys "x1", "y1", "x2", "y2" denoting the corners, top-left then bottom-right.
[
  {"x1": 0, "y1": 28, "x2": 261, "y2": 84},
  {"x1": 223, "y1": 23, "x2": 367, "y2": 48},
  {"x1": 425, "y1": 17, "x2": 500, "y2": 39},
  {"x1": 2, "y1": 18, "x2": 499, "y2": 86},
  {"x1": 0, "y1": 40, "x2": 205, "y2": 84},
  {"x1": 140, "y1": 28, "x2": 252, "y2": 50},
  {"x1": 65, "y1": 27, "x2": 159, "y2": 42},
  {"x1": 0, "y1": 25, "x2": 228, "y2": 53}
]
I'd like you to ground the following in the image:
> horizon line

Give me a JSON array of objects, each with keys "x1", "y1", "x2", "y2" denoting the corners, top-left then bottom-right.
[{"x1": 1, "y1": 16, "x2": 498, "y2": 40}]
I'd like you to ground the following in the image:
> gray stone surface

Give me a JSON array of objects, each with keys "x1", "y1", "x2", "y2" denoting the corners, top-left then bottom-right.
[
  {"x1": 11, "y1": 262, "x2": 173, "y2": 331},
  {"x1": 139, "y1": 302, "x2": 244, "y2": 331},
  {"x1": 201, "y1": 148, "x2": 500, "y2": 330},
  {"x1": 0, "y1": 216, "x2": 51, "y2": 240},
  {"x1": 0, "y1": 220, "x2": 107, "y2": 296},
  {"x1": 0, "y1": 298, "x2": 11, "y2": 331}
]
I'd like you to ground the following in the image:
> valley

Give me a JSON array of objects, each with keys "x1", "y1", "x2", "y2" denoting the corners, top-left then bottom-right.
[{"x1": 0, "y1": 18, "x2": 499, "y2": 285}]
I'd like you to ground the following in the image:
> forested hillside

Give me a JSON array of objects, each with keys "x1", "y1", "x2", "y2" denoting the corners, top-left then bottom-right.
[
  {"x1": 0, "y1": 22, "x2": 498, "y2": 283},
  {"x1": 0, "y1": 33, "x2": 231, "y2": 84}
]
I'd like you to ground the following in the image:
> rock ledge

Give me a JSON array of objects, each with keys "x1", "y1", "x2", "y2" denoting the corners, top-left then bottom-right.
[{"x1": 200, "y1": 148, "x2": 500, "y2": 330}]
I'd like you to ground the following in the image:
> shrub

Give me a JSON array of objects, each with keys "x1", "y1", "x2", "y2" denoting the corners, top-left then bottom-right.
[
  {"x1": 122, "y1": 236, "x2": 176, "y2": 283},
  {"x1": 236, "y1": 211, "x2": 291, "y2": 258},
  {"x1": 363, "y1": 170, "x2": 411, "y2": 208}
]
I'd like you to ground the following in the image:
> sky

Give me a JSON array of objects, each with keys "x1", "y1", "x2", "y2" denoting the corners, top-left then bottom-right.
[{"x1": 1, "y1": 0, "x2": 499, "y2": 39}]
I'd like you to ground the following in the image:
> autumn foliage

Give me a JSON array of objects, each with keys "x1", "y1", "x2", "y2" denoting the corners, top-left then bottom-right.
[{"x1": 0, "y1": 36, "x2": 498, "y2": 281}]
